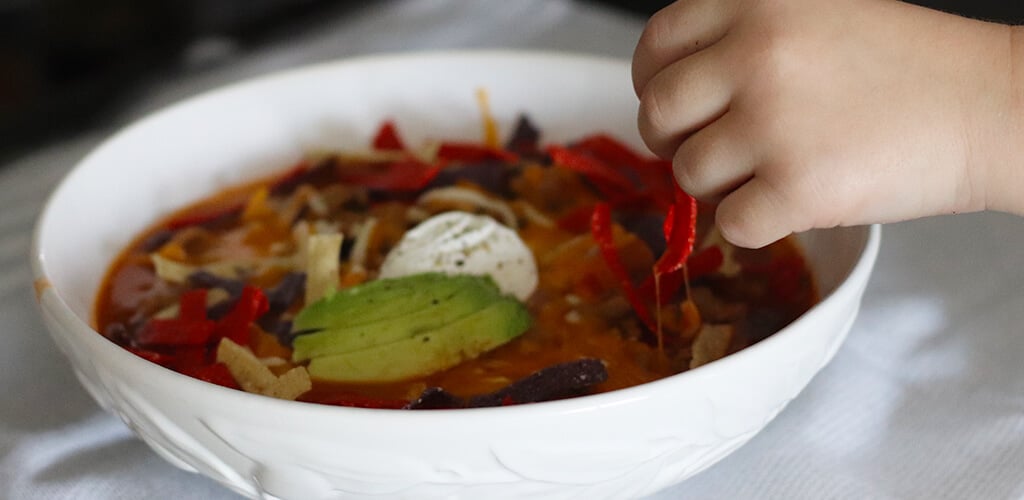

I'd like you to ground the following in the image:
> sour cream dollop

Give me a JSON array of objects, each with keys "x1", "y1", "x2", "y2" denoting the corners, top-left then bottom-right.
[{"x1": 379, "y1": 211, "x2": 538, "y2": 301}]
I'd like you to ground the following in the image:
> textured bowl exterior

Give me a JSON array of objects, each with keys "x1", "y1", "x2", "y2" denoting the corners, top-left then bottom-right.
[{"x1": 32, "y1": 51, "x2": 880, "y2": 499}]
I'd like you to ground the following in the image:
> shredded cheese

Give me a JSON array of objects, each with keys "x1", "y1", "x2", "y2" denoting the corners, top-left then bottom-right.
[
  {"x1": 348, "y1": 217, "x2": 378, "y2": 271},
  {"x1": 304, "y1": 233, "x2": 344, "y2": 305},
  {"x1": 418, "y1": 186, "x2": 517, "y2": 228}
]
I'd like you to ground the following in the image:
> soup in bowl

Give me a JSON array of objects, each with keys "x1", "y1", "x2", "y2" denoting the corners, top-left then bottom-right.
[{"x1": 32, "y1": 51, "x2": 879, "y2": 499}]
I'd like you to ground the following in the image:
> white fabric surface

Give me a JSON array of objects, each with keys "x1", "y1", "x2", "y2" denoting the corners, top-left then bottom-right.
[{"x1": 4, "y1": 1, "x2": 1024, "y2": 498}]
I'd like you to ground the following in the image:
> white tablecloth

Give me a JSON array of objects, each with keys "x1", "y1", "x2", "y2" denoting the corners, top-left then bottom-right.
[{"x1": 4, "y1": 1, "x2": 1024, "y2": 498}]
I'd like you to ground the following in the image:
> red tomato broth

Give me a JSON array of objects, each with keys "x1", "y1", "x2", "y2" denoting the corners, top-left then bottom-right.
[{"x1": 93, "y1": 120, "x2": 817, "y2": 408}]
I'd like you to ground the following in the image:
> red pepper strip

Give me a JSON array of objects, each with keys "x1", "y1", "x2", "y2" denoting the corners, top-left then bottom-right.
[
  {"x1": 640, "y1": 245, "x2": 724, "y2": 305},
  {"x1": 654, "y1": 187, "x2": 698, "y2": 276},
  {"x1": 318, "y1": 392, "x2": 409, "y2": 409},
  {"x1": 137, "y1": 289, "x2": 216, "y2": 346},
  {"x1": 178, "y1": 288, "x2": 208, "y2": 321},
  {"x1": 548, "y1": 145, "x2": 639, "y2": 203},
  {"x1": 590, "y1": 203, "x2": 656, "y2": 332},
  {"x1": 574, "y1": 134, "x2": 649, "y2": 171},
  {"x1": 339, "y1": 158, "x2": 443, "y2": 191},
  {"x1": 372, "y1": 120, "x2": 405, "y2": 150},
  {"x1": 166, "y1": 204, "x2": 242, "y2": 231},
  {"x1": 688, "y1": 245, "x2": 724, "y2": 279},
  {"x1": 126, "y1": 347, "x2": 171, "y2": 366},
  {"x1": 572, "y1": 136, "x2": 676, "y2": 209},
  {"x1": 639, "y1": 159, "x2": 677, "y2": 210},
  {"x1": 137, "y1": 317, "x2": 216, "y2": 346},
  {"x1": 556, "y1": 203, "x2": 598, "y2": 233},
  {"x1": 267, "y1": 161, "x2": 311, "y2": 193},
  {"x1": 437, "y1": 142, "x2": 519, "y2": 163},
  {"x1": 215, "y1": 285, "x2": 269, "y2": 346},
  {"x1": 167, "y1": 346, "x2": 214, "y2": 371},
  {"x1": 181, "y1": 363, "x2": 240, "y2": 390}
]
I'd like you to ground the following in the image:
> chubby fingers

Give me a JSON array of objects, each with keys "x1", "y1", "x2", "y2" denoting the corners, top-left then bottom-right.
[
  {"x1": 632, "y1": 0, "x2": 739, "y2": 97},
  {"x1": 671, "y1": 113, "x2": 797, "y2": 249},
  {"x1": 671, "y1": 111, "x2": 755, "y2": 200},
  {"x1": 636, "y1": 43, "x2": 737, "y2": 159}
]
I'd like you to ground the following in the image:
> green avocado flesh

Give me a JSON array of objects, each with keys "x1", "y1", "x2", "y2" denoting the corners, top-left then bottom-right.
[
  {"x1": 293, "y1": 272, "x2": 485, "y2": 332},
  {"x1": 306, "y1": 299, "x2": 531, "y2": 383},
  {"x1": 290, "y1": 273, "x2": 532, "y2": 382}
]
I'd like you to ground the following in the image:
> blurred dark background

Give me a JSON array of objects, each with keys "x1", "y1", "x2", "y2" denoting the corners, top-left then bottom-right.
[{"x1": 1, "y1": 0, "x2": 1022, "y2": 164}]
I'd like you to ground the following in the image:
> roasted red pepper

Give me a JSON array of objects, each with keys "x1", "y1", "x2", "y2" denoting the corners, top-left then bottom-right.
[
  {"x1": 216, "y1": 285, "x2": 269, "y2": 346},
  {"x1": 372, "y1": 120, "x2": 405, "y2": 151},
  {"x1": 165, "y1": 205, "x2": 242, "y2": 231},
  {"x1": 573, "y1": 134, "x2": 648, "y2": 171},
  {"x1": 571, "y1": 135, "x2": 676, "y2": 209},
  {"x1": 590, "y1": 203, "x2": 656, "y2": 332},
  {"x1": 181, "y1": 363, "x2": 240, "y2": 389},
  {"x1": 136, "y1": 289, "x2": 216, "y2": 346},
  {"x1": 654, "y1": 187, "x2": 698, "y2": 277},
  {"x1": 136, "y1": 317, "x2": 215, "y2": 346},
  {"x1": 548, "y1": 145, "x2": 638, "y2": 204},
  {"x1": 126, "y1": 346, "x2": 172, "y2": 365},
  {"x1": 339, "y1": 158, "x2": 442, "y2": 191}
]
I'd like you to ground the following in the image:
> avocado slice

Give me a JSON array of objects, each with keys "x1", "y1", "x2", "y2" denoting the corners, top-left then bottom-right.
[
  {"x1": 293, "y1": 272, "x2": 498, "y2": 333},
  {"x1": 291, "y1": 278, "x2": 503, "y2": 361},
  {"x1": 306, "y1": 298, "x2": 531, "y2": 383}
]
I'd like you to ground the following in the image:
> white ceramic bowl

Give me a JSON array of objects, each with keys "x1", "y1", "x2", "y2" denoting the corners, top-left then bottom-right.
[{"x1": 32, "y1": 51, "x2": 880, "y2": 499}]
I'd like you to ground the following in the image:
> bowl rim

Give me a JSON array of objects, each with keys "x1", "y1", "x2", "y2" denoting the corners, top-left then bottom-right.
[{"x1": 30, "y1": 49, "x2": 882, "y2": 421}]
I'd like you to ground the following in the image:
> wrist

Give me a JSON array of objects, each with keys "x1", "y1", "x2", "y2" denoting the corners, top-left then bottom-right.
[{"x1": 977, "y1": 24, "x2": 1024, "y2": 215}]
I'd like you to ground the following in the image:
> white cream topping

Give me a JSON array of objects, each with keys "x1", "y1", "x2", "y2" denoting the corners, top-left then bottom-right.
[{"x1": 378, "y1": 211, "x2": 538, "y2": 301}]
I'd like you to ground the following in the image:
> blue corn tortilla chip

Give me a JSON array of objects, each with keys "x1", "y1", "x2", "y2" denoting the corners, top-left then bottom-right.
[{"x1": 405, "y1": 358, "x2": 608, "y2": 410}]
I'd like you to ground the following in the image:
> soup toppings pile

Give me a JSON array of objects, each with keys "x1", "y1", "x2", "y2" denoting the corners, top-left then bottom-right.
[{"x1": 95, "y1": 111, "x2": 816, "y2": 409}]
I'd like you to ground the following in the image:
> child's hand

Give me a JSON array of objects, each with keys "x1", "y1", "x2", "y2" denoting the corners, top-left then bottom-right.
[{"x1": 633, "y1": 0, "x2": 1021, "y2": 248}]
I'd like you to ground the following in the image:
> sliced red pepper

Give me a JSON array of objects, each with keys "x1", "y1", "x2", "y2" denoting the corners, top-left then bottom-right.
[
  {"x1": 165, "y1": 204, "x2": 242, "y2": 231},
  {"x1": 136, "y1": 289, "x2": 216, "y2": 346},
  {"x1": 688, "y1": 245, "x2": 724, "y2": 279},
  {"x1": 634, "y1": 159, "x2": 677, "y2": 212},
  {"x1": 590, "y1": 203, "x2": 656, "y2": 332},
  {"x1": 654, "y1": 187, "x2": 698, "y2": 277},
  {"x1": 137, "y1": 317, "x2": 216, "y2": 346},
  {"x1": 339, "y1": 158, "x2": 443, "y2": 191},
  {"x1": 215, "y1": 285, "x2": 269, "y2": 346},
  {"x1": 181, "y1": 363, "x2": 240, "y2": 390},
  {"x1": 573, "y1": 134, "x2": 648, "y2": 172},
  {"x1": 167, "y1": 346, "x2": 214, "y2": 370},
  {"x1": 572, "y1": 136, "x2": 676, "y2": 209},
  {"x1": 437, "y1": 142, "x2": 519, "y2": 163},
  {"x1": 548, "y1": 145, "x2": 639, "y2": 204},
  {"x1": 267, "y1": 161, "x2": 312, "y2": 195},
  {"x1": 126, "y1": 347, "x2": 172, "y2": 366},
  {"x1": 372, "y1": 120, "x2": 405, "y2": 151},
  {"x1": 178, "y1": 288, "x2": 208, "y2": 321}
]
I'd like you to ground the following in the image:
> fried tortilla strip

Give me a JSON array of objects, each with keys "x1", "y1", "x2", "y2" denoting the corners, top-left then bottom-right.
[
  {"x1": 216, "y1": 338, "x2": 311, "y2": 400},
  {"x1": 264, "y1": 366, "x2": 313, "y2": 400},
  {"x1": 690, "y1": 324, "x2": 734, "y2": 369}
]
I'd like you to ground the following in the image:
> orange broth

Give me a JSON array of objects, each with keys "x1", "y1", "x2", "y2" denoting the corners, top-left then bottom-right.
[{"x1": 94, "y1": 122, "x2": 817, "y2": 407}]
